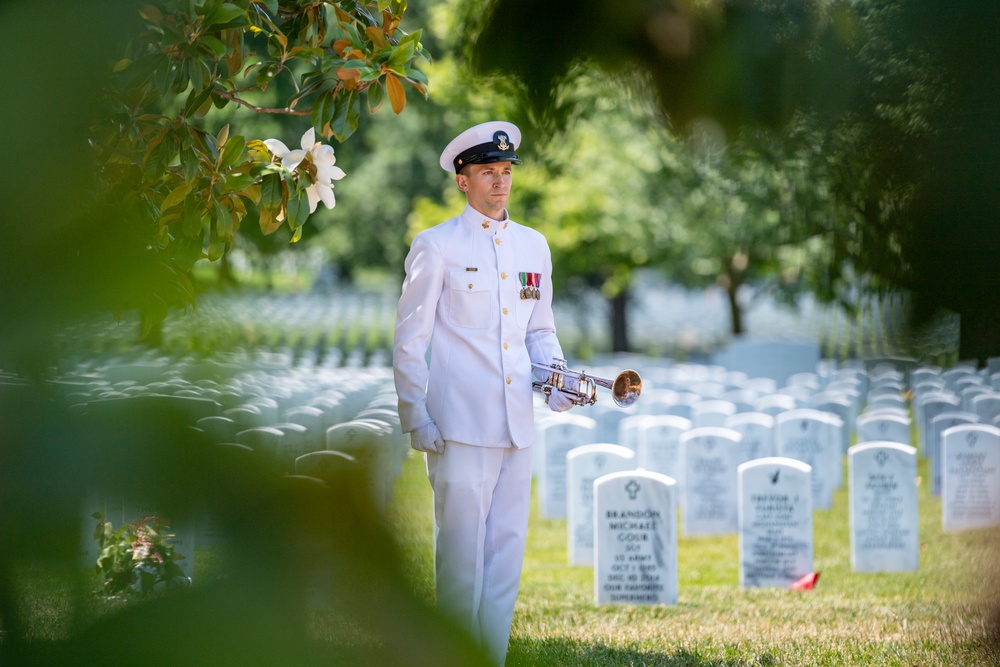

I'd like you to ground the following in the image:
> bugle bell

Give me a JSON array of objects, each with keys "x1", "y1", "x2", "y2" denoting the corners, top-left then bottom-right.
[{"x1": 532, "y1": 358, "x2": 642, "y2": 408}]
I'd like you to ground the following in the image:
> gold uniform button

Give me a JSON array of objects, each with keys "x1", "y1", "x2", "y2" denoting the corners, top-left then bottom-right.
[
  {"x1": 501, "y1": 272, "x2": 507, "y2": 279},
  {"x1": 495, "y1": 239, "x2": 501, "y2": 245},
  {"x1": 506, "y1": 377, "x2": 511, "y2": 384},
  {"x1": 468, "y1": 284, "x2": 473, "y2": 289},
  {"x1": 502, "y1": 307, "x2": 509, "y2": 315},
  {"x1": 503, "y1": 342, "x2": 509, "y2": 350}
]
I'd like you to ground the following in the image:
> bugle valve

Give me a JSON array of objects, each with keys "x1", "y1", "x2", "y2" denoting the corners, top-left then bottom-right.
[{"x1": 532, "y1": 358, "x2": 642, "y2": 408}]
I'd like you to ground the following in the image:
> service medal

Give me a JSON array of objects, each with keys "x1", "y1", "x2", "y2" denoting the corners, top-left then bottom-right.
[{"x1": 519, "y1": 272, "x2": 541, "y2": 300}]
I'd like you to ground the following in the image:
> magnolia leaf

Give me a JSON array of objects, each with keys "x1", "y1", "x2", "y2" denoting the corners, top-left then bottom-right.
[
  {"x1": 291, "y1": 225, "x2": 303, "y2": 243},
  {"x1": 247, "y1": 139, "x2": 272, "y2": 163},
  {"x1": 161, "y1": 183, "x2": 192, "y2": 213},
  {"x1": 139, "y1": 4, "x2": 163, "y2": 24},
  {"x1": 365, "y1": 26, "x2": 387, "y2": 49},
  {"x1": 182, "y1": 207, "x2": 204, "y2": 239},
  {"x1": 261, "y1": 173, "x2": 284, "y2": 208},
  {"x1": 226, "y1": 29, "x2": 244, "y2": 77},
  {"x1": 388, "y1": 37, "x2": 416, "y2": 70},
  {"x1": 386, "y1": 73, "x2": 406, "y2": 114},
  {"x1": 205, "y1": 3, "x2": 246, "y2": 28},
  {"x1": 230, "y1": 205, "x2": 242, "y2": 233},
  {"x1": 218, "y1": 135, "x2": 245, "y2": 170},
  {"x1": 337, "y1": 67, "x2": 361, "y2": 81},
  {"x1": 405, "y1": 67, "x2": 428, "y2": 85},
  {"x1": 214, "y1": 200, "x2": 233, "y2": 240},
  {"x1": 333, "y1": 6, "x2": 352, "y2": 23},
  {"x1": 207, "y1": 235, "x2": 226, "y2": 262},
  {"x1": 242, "y1": 184, "x2": 262, "y2": 205},
  {"x1": 286, "y1": 189, "x2": 309, "y2": 229},
  {"x1": 216, "y1": 123, "x2": 230, "y2": 148},
  {"x1": 183, "y1": 85, "x2": 213, "y2": 117},
  {"x1": 259, "y1": 205, "x2": 283, "y2": 235},
  {"x1": 200, "y1": 35, "x2": 227, "y2": 58},
  {"x1": 310, "y1": 92, "x2": 329, "y2": 135},
  {"x1": 219, "y1": 172, "x2": 256, "y2": 192},
  {"x1": 367, "y1": 80, "x2": 384, "y2": 113},
  {"x1": 180, "y1": 146, "x2": 199, "y2": 182}
]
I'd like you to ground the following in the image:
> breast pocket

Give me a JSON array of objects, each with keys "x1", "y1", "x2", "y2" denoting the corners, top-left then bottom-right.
[
  {"x1": 515, "y1": 294, "x2": 535, "y2": 329},
  {"x1": 448, "y1": 271, "x2": 494, "y2": 329}
]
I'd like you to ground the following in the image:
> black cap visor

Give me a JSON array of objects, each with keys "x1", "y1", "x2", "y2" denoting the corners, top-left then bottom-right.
[{"x1": 454, "y1": 143, "x2": 522, "y2": 172}]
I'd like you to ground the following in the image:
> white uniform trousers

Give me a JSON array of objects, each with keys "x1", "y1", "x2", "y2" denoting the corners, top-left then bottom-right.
[{"x1": 426, "y1": 441, "x2": 532, "y2": 667}]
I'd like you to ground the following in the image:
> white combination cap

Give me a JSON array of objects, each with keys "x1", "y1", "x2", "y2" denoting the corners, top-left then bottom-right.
[{"x1": 439, "y1": 120, "x2": 522, "y2": 173}]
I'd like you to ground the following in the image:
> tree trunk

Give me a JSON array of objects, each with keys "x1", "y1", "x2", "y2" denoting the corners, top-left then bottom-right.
[
  {"x1": 726, "y1": 282, "x2": 744, "y2": 335},
  {"x1": 611, "y1": 290, "x2": 629, "y2": 353},
  {"x1": 217, "y1": 254, "x2": 239, "y2": 288}
]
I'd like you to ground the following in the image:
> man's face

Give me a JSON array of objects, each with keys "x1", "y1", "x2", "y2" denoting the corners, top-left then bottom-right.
[{"x1": 456, "y1": 161, "x2": 512, "y2": 218}]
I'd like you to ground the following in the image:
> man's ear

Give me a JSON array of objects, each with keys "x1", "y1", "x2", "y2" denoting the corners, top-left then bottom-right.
[{"x1": 455, "y1": 173, "x2": 468, "y2": 191}]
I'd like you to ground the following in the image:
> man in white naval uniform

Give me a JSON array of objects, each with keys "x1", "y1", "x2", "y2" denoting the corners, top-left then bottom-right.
[{"x1": 393, "y1": 121, "x2": 572, "y2": 665}]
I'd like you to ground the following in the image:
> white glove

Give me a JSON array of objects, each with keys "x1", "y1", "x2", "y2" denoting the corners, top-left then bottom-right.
[
  {"x1": 410, "y1": 421, "x2": 445, "y2": 453},
  {"x1": 548, "y1": 388, "x2": 574, "y2": 413}
]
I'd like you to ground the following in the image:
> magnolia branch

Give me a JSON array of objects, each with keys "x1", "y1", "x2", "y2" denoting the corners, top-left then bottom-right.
[{"x1": 213, "y1": 88, "x2": 310, "y2": 116}]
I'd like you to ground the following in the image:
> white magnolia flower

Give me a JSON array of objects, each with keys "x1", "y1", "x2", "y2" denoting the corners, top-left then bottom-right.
[{"x1": 263, "y1": 127, "x2": 346, "y2": 214}]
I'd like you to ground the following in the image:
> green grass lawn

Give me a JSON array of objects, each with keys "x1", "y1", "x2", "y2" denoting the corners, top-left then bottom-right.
[
  {"x1": 8, "y1": 447, "x2": 998, "y2": 666},
  {"x1": 388, "y1": 450, "x2": 1000, "y2": 666}
]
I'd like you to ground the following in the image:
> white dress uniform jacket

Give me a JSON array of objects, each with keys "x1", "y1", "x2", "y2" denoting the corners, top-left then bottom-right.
[{"x1": 394, "y1": 204, "x2": 563, "y2": 448}]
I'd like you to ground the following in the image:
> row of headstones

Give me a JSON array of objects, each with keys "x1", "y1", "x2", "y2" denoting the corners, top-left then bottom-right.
[
  {"x1": 583, "y1": 434, "x2": 998, "y2": 606},
  {"x1": 537, "y1": 409, "x2": 850, "y2": 525},
  {"x1": 76, "y1": 370, "x2": 407, "y2": 586}
]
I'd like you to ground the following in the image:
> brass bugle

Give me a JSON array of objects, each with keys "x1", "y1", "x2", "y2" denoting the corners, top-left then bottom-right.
[{"x1": 531, "y1": 358, "x2": 642, "y2": 408}]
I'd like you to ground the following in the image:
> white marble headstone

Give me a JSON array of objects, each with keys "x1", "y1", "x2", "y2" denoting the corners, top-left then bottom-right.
[
  {"x1": 856, "y1": 413, "x2": 911, "y2": 446},
  {"x1": 738, "y1": 457, "x2": 813, "y2": 588},
  {"x1": 848, "y1": 442, "x2": 919, "y2": 572},
  {"x1": 538, "y1": 414, "x2": 598, "y2": 519},
  {"x1": 679, "y1": 427, "x2": 744, "y2": 536},
  {"x1": 617, "y1": 414, "x2": 652, "y2": 453},
  {"x1": 928, "y1": 411, "x2": 978, "y2": 496},
  {"x1": 594, "y1": 470, "x2": 678, "y2": 605},
  {"x1": 918, "y1": 393, "x2": 961, "y2": 454},
  {"x1": 567, "y1": 444, "x2": 635, "y2": 565},
  {"x1": 635, "y1": 415, "x2": 691, "y2": 485},
  {"x1": 942, "y1": 424, "x2": 1000, "y2": 531},
  {"x1": 775, "y1": 409, "x2": 843, "y2": 509},
  {"x1": 724, "y1": 412, "x2": 776, "y2": 463},
  {"x1": 691, "y1": 400, "x2": 737, "y2": 428}
]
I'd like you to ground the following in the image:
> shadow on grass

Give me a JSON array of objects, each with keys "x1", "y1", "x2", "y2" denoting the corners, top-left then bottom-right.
[{"x1": 508, "y1": 638, "x2": 779, "y2": 667}]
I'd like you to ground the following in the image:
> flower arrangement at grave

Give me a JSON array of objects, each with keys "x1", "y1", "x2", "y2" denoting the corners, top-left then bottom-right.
[{"x1": 93, "y1": 513, "x2": 189, "y2": 596}]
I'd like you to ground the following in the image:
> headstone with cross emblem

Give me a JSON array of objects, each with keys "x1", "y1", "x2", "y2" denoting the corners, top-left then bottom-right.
[
  {"x1": 941, "y1": 423, "x2": 1000, "y2": 531},
  {"x1": 738, "y1": 457, "x2": 814, "y2": 588},
  {"x1": 537, "y1": 414, "x2": 598, "y2": 519},
  {"x1": 848, "y1": 442, "x2": 919, "y2": 572},
  {"x1": 566, "y1": 444, "x2": 636, "y2": 566},
  {"x1": 679, "y1": 427, "x2": 744, "y2": 536},
  {"x1": 856, "y1": 413, "x2": 912, "y2": 447},
  {"x1": 594, "y1": 470, "x2": 678, "y2": 605}
]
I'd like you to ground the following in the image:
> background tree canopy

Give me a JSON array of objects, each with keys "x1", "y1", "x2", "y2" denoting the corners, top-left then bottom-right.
[
  {"x1": 461, "y1": 0, "x2": 1000, "y2": 362},
  {"x1": 4, "y1": 0, "x2": 997, "y2": 364}
]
